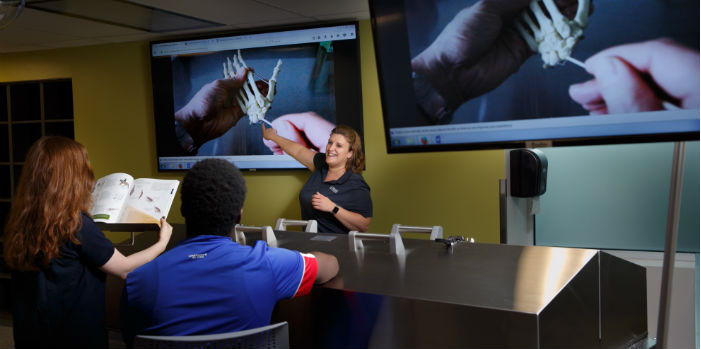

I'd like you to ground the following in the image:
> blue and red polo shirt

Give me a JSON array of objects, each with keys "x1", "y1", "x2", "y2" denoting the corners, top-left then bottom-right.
[{"x1": 120, "y1": 235, "x2": 317, "y2": 343}]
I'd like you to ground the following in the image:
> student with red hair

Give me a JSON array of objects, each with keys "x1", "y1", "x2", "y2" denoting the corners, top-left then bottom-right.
[{"x1": 3, "y1": 136, "x2": 172, "y2": 348}]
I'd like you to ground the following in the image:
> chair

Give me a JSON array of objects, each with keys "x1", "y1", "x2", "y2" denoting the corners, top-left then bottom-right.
[
  {"x1": 391, "y1": 224, "x2": 443, "y2": 240},
  {"x1": 349, "y1": 230, "x2": 405, "y2": 255},
  {"x1": 274, "y1": 218, "x2": 318, "y2": 233},
  {"x1": 134, "y1": 321, "x2": 289, "y2": 349},
  {"x1": 232, "y1": 224, "x2": 278, "y2": 247}
]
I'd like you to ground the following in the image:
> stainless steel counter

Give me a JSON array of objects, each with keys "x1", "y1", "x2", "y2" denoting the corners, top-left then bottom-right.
[{"x1": 269, "y1": 231, "x2": 647, "y2": 348}]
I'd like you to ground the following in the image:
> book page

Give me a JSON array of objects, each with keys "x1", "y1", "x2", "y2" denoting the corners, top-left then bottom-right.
[
  {"x1": 120, "y1": 178, "x2": 180, "y2": 223},
  {"x1": 90, "y1": 173, "x2": 134, "y2": 223}
]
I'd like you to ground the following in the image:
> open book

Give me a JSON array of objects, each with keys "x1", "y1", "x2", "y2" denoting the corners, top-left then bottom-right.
[{"x1": 90, "y1": 173, "x2": 180, "y2": 224}]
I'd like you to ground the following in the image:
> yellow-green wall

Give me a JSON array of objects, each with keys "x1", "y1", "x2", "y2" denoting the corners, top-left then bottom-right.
[{"x1": 0, "y1": 21, "x2": 504, "y2": 242}]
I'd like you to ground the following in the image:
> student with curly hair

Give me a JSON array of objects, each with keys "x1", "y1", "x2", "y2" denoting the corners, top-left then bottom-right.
[
  {"x1": 120, "y1": 159, "x2": 338, "y2": 346},
  {"x1": 3, "y1": 136, "x2": 172, "y2": 349}
]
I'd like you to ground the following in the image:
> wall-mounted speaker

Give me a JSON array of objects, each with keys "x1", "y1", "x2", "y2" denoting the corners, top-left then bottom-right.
[{"x1": 510, "y1": 149, "x2": 548, "y2": 198}]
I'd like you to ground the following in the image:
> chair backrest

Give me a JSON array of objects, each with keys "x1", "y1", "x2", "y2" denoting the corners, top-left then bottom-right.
[
  {"x1": 349, "y1": 230, "x2": 405, "y2": 255},
  {"x1": 232, "y1": 224, "x2": 278, "y2": 247},
  {"x1": 391, "y1": 224, "x2": 443, "y2": 240},
  {"x1": 274, "y1": 218, "x2": 318, "y2": 233},
  {"x1": 134, "y1": 321, "x2": 289, "y2": 349}
]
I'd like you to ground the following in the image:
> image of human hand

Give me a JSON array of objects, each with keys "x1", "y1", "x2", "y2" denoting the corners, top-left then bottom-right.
[
  {"x1": 174, "y1": 69, "x2": 270, "y2": 152},
  {"x1": 568, "y1": 38, "x2": 700, "y2": 114},
  {"x1": 262, "y1": 112, "x2": 335, "y2": 155},
  {"x1": 312, "y1": 192, "x2": 336, "y2": 213},
  {"x1": 411, "y1": 0, "x2": 580, "y2": 110}
]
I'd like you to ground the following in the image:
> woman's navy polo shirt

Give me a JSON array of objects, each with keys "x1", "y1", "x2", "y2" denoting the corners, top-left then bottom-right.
[{"x1": 299, "y1": 153, "x2": 372, "y2": 234}]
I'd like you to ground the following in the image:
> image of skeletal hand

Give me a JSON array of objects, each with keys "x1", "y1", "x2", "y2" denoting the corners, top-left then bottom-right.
[
  {"x1": 223, "y1": 50, "x2": 282, "y2": 125},
  {"x1": 412, "y1": 0, "x2": 581, "y2": 111},
  {"x1": 174, "y1": 69, "x2": 269, "y2": 152},
  {"x1": 312, "y1": 192, "x2": 336, "y2": 213},
  {"x1": 262, "y1": 112, "x2": 335, "y2": 155},
  {"x1": 568, "y1": 38, "x2": 700, "y2": 114}
]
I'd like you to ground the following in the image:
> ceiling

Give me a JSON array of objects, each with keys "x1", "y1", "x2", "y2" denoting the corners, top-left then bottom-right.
[{"x1": 0, "y1": 0, "x2": 370, "y2": 54}]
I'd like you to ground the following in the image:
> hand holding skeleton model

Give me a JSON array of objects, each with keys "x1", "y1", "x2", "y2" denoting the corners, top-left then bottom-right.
[
  {"x1": 173, "y1": 50, "x2": 279, "y2": 154},
  {"x1": 174, "y1": 71, "x2": 247, "y2": 153},
  {"x1": 515, "y1": 0, "x2": 590, "y2": 68},
  {"x1": 411, "y1": 0, "x2": 589, "y2": 122}
]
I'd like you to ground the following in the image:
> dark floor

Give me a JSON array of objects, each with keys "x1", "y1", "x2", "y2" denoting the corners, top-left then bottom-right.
[
  {"x1": 108, "y1": 328, "x2": 126, "y2": 349},
  {"x1": 0, "y1": 312, "x2": 11, "y2": 348},
  {"x1": 0, "y1": 313, "x2": 126, "y2": 349}
]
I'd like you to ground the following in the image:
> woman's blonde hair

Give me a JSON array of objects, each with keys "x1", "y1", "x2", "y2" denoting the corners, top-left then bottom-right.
[
  {"x1": 4, "y1": 136, "x2": 95, "y2": 271},
  {"x1": 331, "y1": 125, "x2": 364, "y2": 173}
]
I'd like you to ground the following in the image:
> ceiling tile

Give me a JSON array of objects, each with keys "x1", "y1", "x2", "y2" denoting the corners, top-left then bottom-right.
[
  {"x1": 0, "y1": 0, "x2": 370, "y2": 53},
  {"x1": 39, "y1": 38, "x2": 112, "y2": 49},
  {"x1": 95, "y1": 32, "x2": 161, "y2": 43},
  {"x1": 258, "y1": 0, "x2": 369, "y2": 18},
  {"x1": 28, "y1": 0, "x2": 223, "y2": 32},
  {"x1": 9, "y1": 7, "x2": 145, "y2": 37},
  {"x1": 127, "y1": 0, "x2": 309, "y2": 26},
  {"x1": 231, "y1": 16, "x2": 314, "y2": 29},
  {"x1": 313, "y1": 10, "x2": 371, "y2": 21},
  {"x1": 0, "y1": 26, "x2": 102, "y2": 53}
]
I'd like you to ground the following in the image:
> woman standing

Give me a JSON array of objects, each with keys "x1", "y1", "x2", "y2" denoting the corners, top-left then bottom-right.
[
  {"x1": 3, "y1": 136, "x2": 172, "y2": 348},
  {"x1": 262, "y1": 115, "x2": 372, "y2": 234}
]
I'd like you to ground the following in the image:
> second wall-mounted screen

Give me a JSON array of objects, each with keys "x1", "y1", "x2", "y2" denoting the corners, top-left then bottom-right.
[{"x1": 371, "y1": 0, "x2": 699, "y2": 152}]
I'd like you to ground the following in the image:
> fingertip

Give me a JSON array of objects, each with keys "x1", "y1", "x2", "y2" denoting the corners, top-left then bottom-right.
[
  {"x1": 567, "y1": 79, "x2": 601, "y2": 105},
  {"x1": 568, "y1": 82, "x2": 583, "y2": 98},
  {"x1": 582, "y1": 55, "x2": 601, "y2": 75},
  {"x1": 587, "y1": 55, "x2": 631, "y2": 83}
]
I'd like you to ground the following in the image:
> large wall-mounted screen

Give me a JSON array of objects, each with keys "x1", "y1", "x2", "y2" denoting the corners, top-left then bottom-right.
[
  {"x1": 151, "y1": 22, "x2": 362, "y2": 170},
  {"x1": 370, "y1": 0, "x2": 699, "y2": 152}
]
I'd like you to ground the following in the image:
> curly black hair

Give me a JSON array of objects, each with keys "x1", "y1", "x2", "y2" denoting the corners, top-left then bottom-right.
[{"x1": 180, "y1": 159, "x2": 246, "y2": 237}]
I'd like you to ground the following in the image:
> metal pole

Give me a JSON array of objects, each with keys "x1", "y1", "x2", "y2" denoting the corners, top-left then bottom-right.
[
  {"x1": 656, "y1": 141, "x2": 686, "y2": 349},
  {"x1": 499, "y1": 179, "x2": 507, "y2": 243}
]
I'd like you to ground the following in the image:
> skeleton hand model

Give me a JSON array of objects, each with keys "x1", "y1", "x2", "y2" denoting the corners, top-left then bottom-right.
[
  {"x1": 515, "y1": 0, "x2": 590, "y2": 67},
  {"x1": 223, "y1": 50, "x2": 282, "y2": 124}
]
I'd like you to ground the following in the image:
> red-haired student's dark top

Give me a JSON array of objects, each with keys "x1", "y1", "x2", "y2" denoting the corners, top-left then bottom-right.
[{"x1": 10, "y1": 213, "x2": 115, "y2": 349}]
